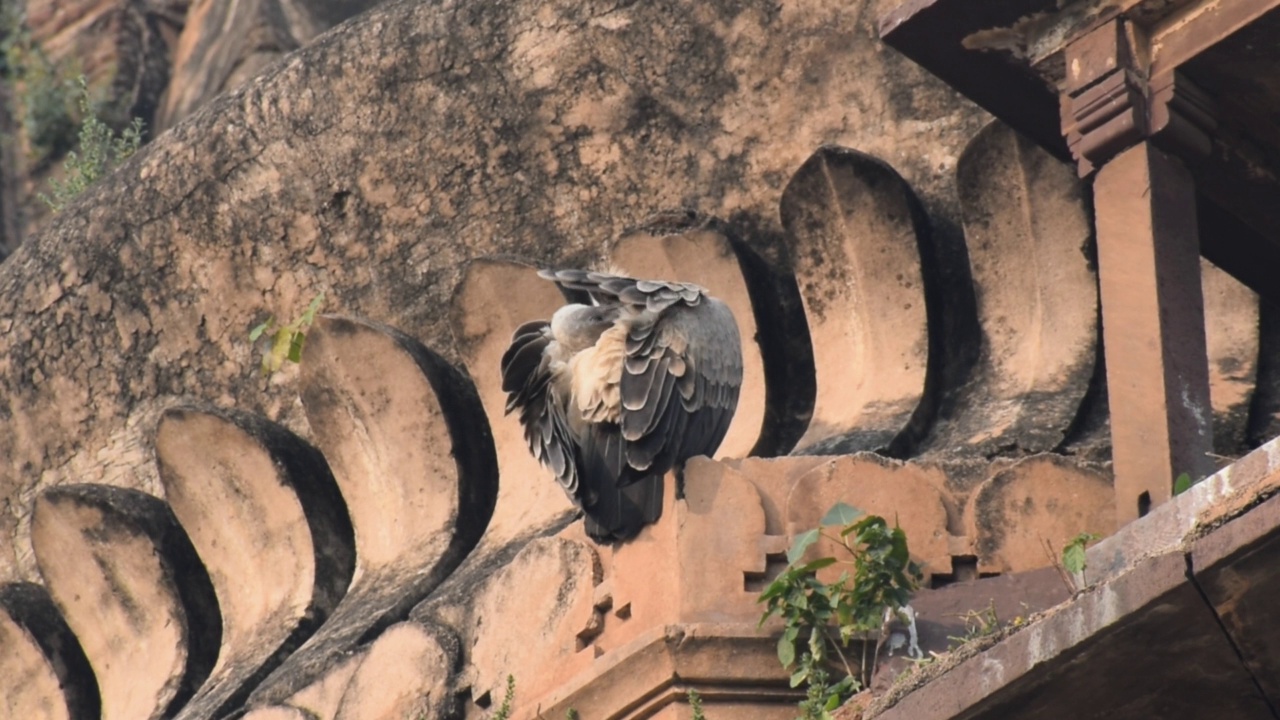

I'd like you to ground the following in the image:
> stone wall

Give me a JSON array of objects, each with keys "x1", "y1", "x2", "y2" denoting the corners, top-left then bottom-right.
[
  {"x1": 3, "y1": 0, "x2": 1280, "y2": 717},
  {"x1": 0, "y1": 0, "x2": 997, "y2": 584}
]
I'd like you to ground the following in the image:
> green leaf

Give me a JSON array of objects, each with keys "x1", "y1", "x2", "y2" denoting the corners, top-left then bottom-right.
[
  {"x1": 1061, "y1": 533, "x2": 1100, "y2": 575},
  {"x1": 795, "y1": 557, "x2": 838, "y2": 574},
  {"x1": 757, "y1": 578, "x2": 786, "y2": 603},
  {"x1": 787, "y1": 529, "x2": 820, "y2": 564},
  {"x1": 249, "y1": 318, "x2": 273, "y2": 342},
  {"x1": 288, "y1": 331, "x2": 306, "y2": 363},
  {"x1": 1174, "y1": 472, "x2": 1193, "y2": 495},
  {"x1": 790, "y1": 668, "x2": 808, "y2": 688},
  {"x1": 1062, "y1": 542, "x2": 1086, "y2": 574},
  {"x1": 777, "y1": 634, "x2": 795, "y2": 668},
  {"x1": 820, "y1": 502, "x2": 862, "y2": 527}
]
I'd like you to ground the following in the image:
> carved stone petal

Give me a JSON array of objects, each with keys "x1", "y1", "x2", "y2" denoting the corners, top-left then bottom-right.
[
  {"x1": 31, "y1": 485, "x2": 220, "y2": 720},
  {"x1": 156, "y1": 405, "x2": 355, "y2": 719},
  {"x1": 781, "y1": 145, "x2": 933, "y2": 455},
  {"x1": 0, "y1": 582, "x2": 99, "y2": 720},
  {"x1": 249, "y1": 315, "x2": 497, "y2": 705}
]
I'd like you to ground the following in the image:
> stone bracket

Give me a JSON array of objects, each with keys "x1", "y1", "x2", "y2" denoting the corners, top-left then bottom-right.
[{"x1": 1062, "y1": 18, "x2": 1219, "y2": 176}]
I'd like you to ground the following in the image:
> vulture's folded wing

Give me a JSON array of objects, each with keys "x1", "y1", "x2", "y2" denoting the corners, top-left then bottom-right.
[
  {"x1": 500, "y1": 321, "x2": 581, "y2": 499},
  {"x1": 617, "y1": 297, "x2": 743, "y2": 482}
]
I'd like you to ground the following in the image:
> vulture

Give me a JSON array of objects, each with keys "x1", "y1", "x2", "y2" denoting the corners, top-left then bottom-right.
[{"x1": 500, "y1": 268, "x2": 743, "y2": 542}]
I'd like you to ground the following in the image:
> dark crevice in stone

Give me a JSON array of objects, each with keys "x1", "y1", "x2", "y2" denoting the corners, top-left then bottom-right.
[
  {"x1": 725, "y1": 216, "x2": 816, "y2": 458},
  {"x1": 1246, "y1": 299, "x2": 1280, "y2": 450}
]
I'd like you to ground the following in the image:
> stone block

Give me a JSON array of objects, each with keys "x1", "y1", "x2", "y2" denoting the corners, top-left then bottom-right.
[
  {"x1": 723, "y1": 455, "x2": 836, "y2": 535},
  {"x1": 426, "y1": 458, "x2": 798, "y2": 718},
  {"x1": 1190, "y1": 491, "x2": 1280, "y2": 703},
  {"x1": 458, "y1": 537, "x2": 601, "y2": 711},
  {"x1": 155, "y1": 405, "x2": 355, "y2": 719},
  {"x1": 786, "y1": 455, "x2": 951, "y2": 583},
  {"x1": 530, "y1": 624, "x2": 801, "y2": 720},
  {"x1": 781, "y1": 146, "x2": 933, "y2": 455},
  {"x1": 1087, "y1": 435, "x2": 1280, "y2": 586},
  {"x1": 31, "y1": 484, "x2": 220, "y2": 720},
  {"x1": 965, "y1": 455, "x2": 1114, "y2": 574},
  {"x1": 334, "y1": 622, "x2": 454, "y2": 720},
  {"x1": 874, "y1": 552, "x2": 1273, "y2": 720}
]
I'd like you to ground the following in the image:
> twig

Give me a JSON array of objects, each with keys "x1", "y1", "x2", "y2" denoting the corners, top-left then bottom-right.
[{"x1": 1041, "y1": 536, "x2": 1075, "y2": 594}]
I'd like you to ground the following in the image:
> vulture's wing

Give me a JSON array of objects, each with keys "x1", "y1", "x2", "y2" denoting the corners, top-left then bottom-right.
[
  {"x1": 540, "y1": 269, "x2": 744, "y2": 485},
  {"x1": 500, "y1": 320, "x2": 581, "y2": 499}
]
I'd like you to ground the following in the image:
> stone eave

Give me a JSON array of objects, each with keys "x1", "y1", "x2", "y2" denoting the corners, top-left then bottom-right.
[{"x1": 879, "y1": 0, "x2": 1280, "y2": 306}]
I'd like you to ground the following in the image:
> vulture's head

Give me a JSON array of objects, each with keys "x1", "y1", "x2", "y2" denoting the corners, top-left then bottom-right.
[{"x1": 549, "y1": 303, "x2": 619, "y2": 353}]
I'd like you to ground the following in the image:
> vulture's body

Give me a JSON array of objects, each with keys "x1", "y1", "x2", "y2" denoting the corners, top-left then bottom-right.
[{"x1": 501, "y1": 269, "x2": 743, "y2": 542}]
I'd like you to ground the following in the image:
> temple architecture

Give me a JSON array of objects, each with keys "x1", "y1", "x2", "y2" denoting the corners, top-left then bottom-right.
[{"x1": 2, "y1": 0, "x2": 1280, "y2": 718}]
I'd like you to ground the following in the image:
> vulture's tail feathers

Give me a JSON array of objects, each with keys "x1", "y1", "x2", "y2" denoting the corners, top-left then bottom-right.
[{"x1": 578, "y1": 424, "x2": 664, "y2": 542}]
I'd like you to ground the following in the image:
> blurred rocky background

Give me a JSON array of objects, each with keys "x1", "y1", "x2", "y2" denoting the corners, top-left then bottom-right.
[{"x1": 0, "y1": 0, "x2": 381, "y2": 257}]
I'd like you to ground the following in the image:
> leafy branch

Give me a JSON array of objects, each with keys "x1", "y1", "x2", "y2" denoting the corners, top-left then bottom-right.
[
  {"x1": 758, "y1": 502, "x2": 922, "y2": 720},
  {"x1": 250, "y1": 292, "x2": 325, "y2": 375},
  {"x1": 38, "y1": 76, "x2": 144, "y2": 211},
  {"x1": 491, "y1": 675, "x2": 515, "y2": 720}
]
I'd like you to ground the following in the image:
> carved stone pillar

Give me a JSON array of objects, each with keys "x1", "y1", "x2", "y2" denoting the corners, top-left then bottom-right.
[{"x1": 1060, "y1": 18, "x2": 1217, "y2": 523}]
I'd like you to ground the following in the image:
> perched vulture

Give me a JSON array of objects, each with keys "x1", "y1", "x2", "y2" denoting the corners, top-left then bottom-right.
[{"x1": 500, "y1": 268, "x2": 743, "y2": 542}]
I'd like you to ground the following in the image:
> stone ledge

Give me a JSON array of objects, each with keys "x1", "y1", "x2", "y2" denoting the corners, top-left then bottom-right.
[
  {"x1": 527, "y1": 623, "x2": 803, "y2": 720},
  {"x1": 863, "y1": 434, "x2": 1280, "y2": 719}
]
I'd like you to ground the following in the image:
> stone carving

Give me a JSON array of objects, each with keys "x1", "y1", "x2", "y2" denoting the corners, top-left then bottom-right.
[
  {"x1": 155, "y1": 406, "x2": 354, "y2": 719},
  {"x1": 786, "y1": 455, "x2": 951, "y2": 586},
  {"x1": 31, "y1": 484, "x2": 220, "y2": 720},
  {"x1": 248, "y1": 315, "x2": 497, "y2": 705},
  {"x1": 0, "y1": 582, "x2": 98, "y2": 720},
  {"x1": 967, "y1": 456, "x2": 1114, "y2": 575},
  {"x1": 950, "y1": 120, "x2": 1097, "y2": 455},
  {"x1": 2, "y1": 0, "x2": 1279, "y2": 710},
  {"x1": 781, "y1": 145, "x2": 935, "y2": 456}
]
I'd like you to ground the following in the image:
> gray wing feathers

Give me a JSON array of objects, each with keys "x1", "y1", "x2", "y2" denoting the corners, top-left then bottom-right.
[
  {"x1": 500, "y1": 322, "x2": 580, "y2": 497},
  {"x1": 617, "y1": 295, "x2": 742, "y2": 483},
  {"x1": 508, "y1": 270, "x2": 743, "y2": 541}
]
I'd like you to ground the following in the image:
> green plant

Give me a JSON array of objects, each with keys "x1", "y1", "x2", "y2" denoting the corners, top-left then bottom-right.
[
  {"x1": 758, "y1": 502, "x2": 922, "y2": 720},
  {"x1": 250, "y1": 292, "x2": 326, "y2": 375},
  {"x1": 947, "y1": 602, "x2": 1002, "y2": 646},
  {"x1": 39, "y1": 76, "x2": 144, "y2": 211},
  {"x1": 490, "y1": 675, "x2": 515, "y2": 720},
  {"x1": 689, "y1": 689, "x2": 707, "y2": 720},
  {"x1": 1173, "y1": 472, "x2": 1193, "y2": 496},
  {"x1": 565, "y1": 709, "x2": 579, "y2": 720},
  {"x1": 1, "y1": 6, "x2": 78, "y2": 163},
  {"x1": 1061, "y1": 532, "x2": 1100, "y2": 576}
]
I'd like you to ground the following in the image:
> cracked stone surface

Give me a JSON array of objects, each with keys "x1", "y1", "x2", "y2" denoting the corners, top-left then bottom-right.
[{"x1": 0, "y1": 0, "x2": 991, "y2": 584}]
